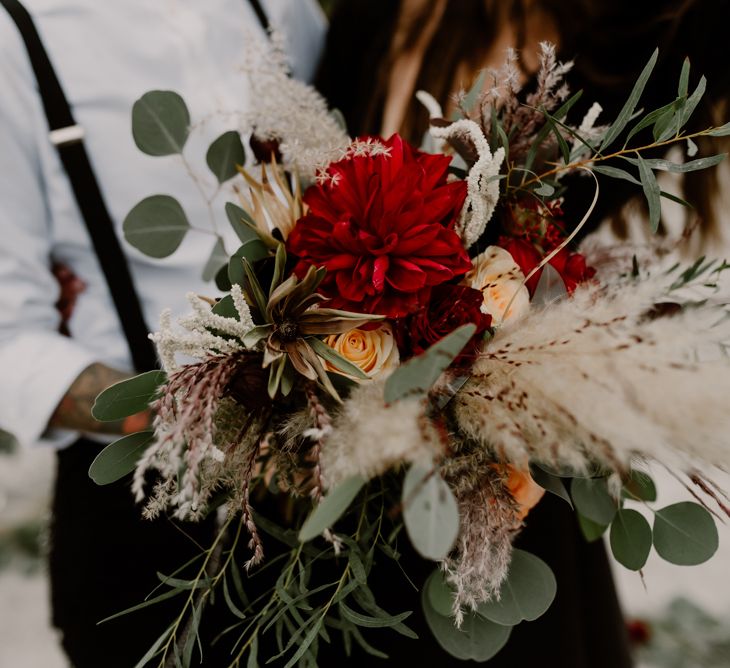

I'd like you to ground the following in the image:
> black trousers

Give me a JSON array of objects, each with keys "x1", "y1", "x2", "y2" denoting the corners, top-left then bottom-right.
[
  {"x1": 49, "y1": 439, "x2": 220, "y2": 667},
  {"x1": 50, "y1": 439, "x2": 632, "y2": 667}
]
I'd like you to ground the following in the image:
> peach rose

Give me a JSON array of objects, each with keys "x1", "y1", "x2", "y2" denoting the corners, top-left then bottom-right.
[
  {"x1": 324, "y1": 324, "x2": 400, "y2": 380},
  {"x1": 466, "y1": 246, "x2": 530, "y2": 325},
  {"x1": 494, "y1": 463, "x2": 545, "y2": 521}
]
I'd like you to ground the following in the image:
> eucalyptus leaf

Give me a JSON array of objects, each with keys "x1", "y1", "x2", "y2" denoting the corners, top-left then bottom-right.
[
  {"x1": 571, "y1": 477, "x2": 617, "y2": 525},
  {"x1": 212, "y1": 294, "x2": 238, "y2": 319},
  {"x1": 202, "y1": 238, "x2": 228, "y2": 282},
  {"x1": 610, "y1": 508, "x2": 652, "y2": 571},
  {"x1": 637, "y1": 155, "x2": 662, "y2": 233},
  {"x1": 402, "y1": 465, "x2": 460, "y2": 561},
  {"x1": 623, "y1": 469, "x2": 657, "y2": 502},
  {"x1": 601, "y1": 49, "x2": 658, "y2": 151},
  {"x1": 206, "y1": 130, "x2": 246, "y2": 183},
  {"x1": 422, "y1": 588, "x2": 512, "y2": 662},
  {"x1": 225, "y1": 202, "x2": 261, "y2": 244},
  {"x1": 92, "y1": 370, "x2": 167, "y2": 421},
  {"x1": 215, "y1": 264, "x2": 232, "y2": 291},
  {"x1": 476, "y1": 549, "x2": 557, "y2": 625},
  {"x1": 0, "y1": 428, "x2": 18, "y2": 453},
  {"x1": 123, "y1": 195, "x2": 191, "y2": 258},
  {"x1": 425, "y1": 570, "x2": 455, "y2": 617},
  {"x1": 299, "y1": 476, "x2": 366, "y2": 542},
  {"x1": 228, "y1": 240, "x2": 270, "y2": 286},
  {"x1": 132, "y1": 90, "x2": 190, "y2": 156},
  {"x1": 534, "y1": 183, "x2": 555, "y2": 198},
  {"x1": 577, "y1": 513, "x2": 608, "y2": 543},
  {"x1": 530, "y1": 465, "x2": 572, "y2": 507},
  {"x1": 384, "y1": 324, "x2": 476, "y2": 404},
  {"x1": 88, "y1": 431, "x2": 155, "y2": 485},
  {"x1": 653, "y1": 502, "x2": 719, "y2": 565}
]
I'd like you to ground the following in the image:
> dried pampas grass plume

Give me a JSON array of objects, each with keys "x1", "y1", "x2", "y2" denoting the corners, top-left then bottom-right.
[
  {"x1": 453, "y1": 272, "x2": 730, "y2": 475},
  {"x1": 320, "y1": 380, "x2": 443, "y2": 488}
]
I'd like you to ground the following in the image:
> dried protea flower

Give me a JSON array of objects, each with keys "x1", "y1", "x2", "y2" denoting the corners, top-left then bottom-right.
[
  {"x1": 241, "y1": 245, "x2": 383, "y2": 401},
  {"x1": 236, "y1": 158, "x2": 304, "y2": 245}
]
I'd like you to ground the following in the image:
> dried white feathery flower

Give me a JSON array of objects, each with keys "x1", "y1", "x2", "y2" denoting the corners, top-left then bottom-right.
[
  {"x1": 241, "y1": 30, "x2": 350, "y2": 181},
  {"x1": 526, "y1": 42, "x2": 574, "y2": 113},
  {"x1": 321, "y1": 380, "x2": 443, "y2": 488},
  {"x1": 416, "y1": 90, "x2": 449, "y2": 154},
  {"x1": 453, "y1": 271, "x2": 730, "y2": 475},
  {"x1": 577, "y1": 102, "x2": 603, "y2": 137},
  {"x1": 445, "y1": 484, "x2": 519, "y2": 624},
  {"x1": 345, "y1": 138, "x2": 393, "y2": 159},
  {"x1": 149, "y1": 286, "x2": 253, "y2": 373},
  {"x1": 415, "y1": 90, "x2": 444, "y2": 119},
  {"x1": 430, "y1": 119, "x2": 505, "y2": 247}
]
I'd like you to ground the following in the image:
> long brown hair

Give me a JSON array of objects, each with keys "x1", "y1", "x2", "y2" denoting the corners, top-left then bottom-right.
[{"x1": 318, "y1": 0, "x2": 730, "y2": 242}]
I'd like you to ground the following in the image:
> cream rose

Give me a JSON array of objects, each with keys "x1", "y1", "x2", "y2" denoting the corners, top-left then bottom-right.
[
  {"x1": 324, "y1": 324, "x2": 400, "y2": 380},
  {"x1": 466, "y1": 246, "x2": 530, "y2": 325}
]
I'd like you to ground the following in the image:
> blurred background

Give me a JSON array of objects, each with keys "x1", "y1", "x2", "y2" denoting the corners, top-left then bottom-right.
[{"x1": 2, "y1": 1, "x2": 729, "y2": 666}]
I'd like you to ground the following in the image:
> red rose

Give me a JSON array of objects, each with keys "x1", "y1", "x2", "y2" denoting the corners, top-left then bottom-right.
[
  {"x1": 396, "y1": 284, "x2": 492, "y2": 364},
  {"x1": 287, "y1": 135, "x2": 471, "y2": 318},
  {"x1": 499, "y1": 237, "x2": 595, "y2": 295}
]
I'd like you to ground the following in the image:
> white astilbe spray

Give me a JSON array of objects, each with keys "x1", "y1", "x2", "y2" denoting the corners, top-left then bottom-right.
[
  {"x1": 320, "y1": 380, "x2": 443, "y2": 489},
  {"x1": 241, "y1": 30, "x2": 350, "y2": 181},
  {"x1": 134, "y1": 286, "x2": 257, "y2": 519},
  {"x1": 453, "y1": 272, "x2": 730, "y2": 475},
  {"x1": 150, "y1": 285, "x2": 253, "y2": 373},
  {"x1": 430, "y1": 120, "x2": 505, "y2": 248}
]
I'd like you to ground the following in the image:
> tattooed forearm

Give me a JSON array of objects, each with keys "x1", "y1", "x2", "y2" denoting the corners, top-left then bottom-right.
[{"x1": 49, "y1": 363, "x2": 152, "y2": 435}]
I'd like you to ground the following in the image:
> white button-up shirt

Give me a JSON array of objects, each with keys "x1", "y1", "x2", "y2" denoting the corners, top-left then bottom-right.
[{"x1": 0, "y1": 0, "x2": 326, "y2": 447}]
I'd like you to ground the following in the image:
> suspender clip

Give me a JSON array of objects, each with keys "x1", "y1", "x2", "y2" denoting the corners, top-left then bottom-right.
[{"x1": 49, "y1": 124, "x2": 85, "y2": 147}]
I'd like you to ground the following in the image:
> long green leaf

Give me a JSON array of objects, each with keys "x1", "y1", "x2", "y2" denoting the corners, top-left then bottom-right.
[
  {"x1": 623, "y1": 153, "x2": 726, "y2": 173},
  {"x1": 299, "y1": 476, "x2": 366, "y2": 542},
  {"x1": 384, "y1": 324, "x2": 476, "y2": 404},
  {"x1": 307, "y1": 337, "x2": 369, "y2": 380},
  {"x1": 637, "y1": 155, "x2": 662, "y2": 232},
  {"x1": 679, "y1": 75, "x2": 707, "y2": 127},
  {"x1": 339, "y1": 601, "x2": 413, "y2": 629},
  {"x1": 601, "y1": 49, "x2": 658, "y2": 151}
]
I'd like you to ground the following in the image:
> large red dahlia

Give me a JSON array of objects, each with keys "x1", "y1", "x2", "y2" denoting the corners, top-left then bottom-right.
[{"x1": 286, "y1": 134, "x2": 471, "y2": 318}]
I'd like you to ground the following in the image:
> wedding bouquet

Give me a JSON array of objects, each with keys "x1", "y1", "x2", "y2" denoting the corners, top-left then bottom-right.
[{"x1": 90, "y1": 36, "x2": 730, "y2": 667}]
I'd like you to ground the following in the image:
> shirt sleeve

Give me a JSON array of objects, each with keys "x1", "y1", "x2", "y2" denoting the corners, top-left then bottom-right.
[{"x1": 0, "y1": 17, "x2": 99, "y2": 448}]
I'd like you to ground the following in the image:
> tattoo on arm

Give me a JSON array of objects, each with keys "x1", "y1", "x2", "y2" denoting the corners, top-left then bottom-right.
[{"x1": 49, "y1": 363, "x2": 152, "y2": 435}]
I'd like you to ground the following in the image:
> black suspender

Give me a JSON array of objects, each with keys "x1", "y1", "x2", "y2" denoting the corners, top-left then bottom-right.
[
  {"x1": 248, "y1": 0, "x2": 272, "y2": 33},
  {"x1": 0, "y1": 0, "x2": 272, "y2": 372},
  {"x1": 0, "y1": 0, "x2": 158, "y2": 372}
]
